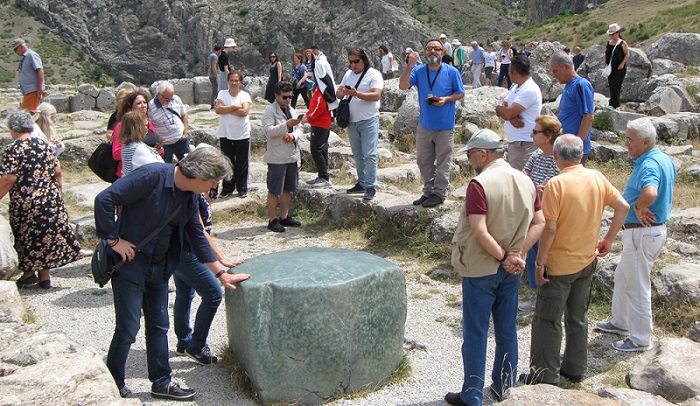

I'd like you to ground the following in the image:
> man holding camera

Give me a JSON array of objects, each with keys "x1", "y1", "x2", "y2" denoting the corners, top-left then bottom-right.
[{"x1": 399, "y1": 39, "x2": 464, "y2": 208}]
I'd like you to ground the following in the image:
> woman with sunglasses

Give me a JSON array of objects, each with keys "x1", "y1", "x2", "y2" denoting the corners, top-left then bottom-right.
[
  {"x1": 605, "y1": 23, "x2": 630, "y2": 109},
  {"x1": 264, "y1": 52, "x2": 283, "y2": 104}
]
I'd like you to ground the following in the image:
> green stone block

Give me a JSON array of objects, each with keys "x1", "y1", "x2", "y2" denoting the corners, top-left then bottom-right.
[{"x1": 225, "y1": 247, "x2": 407, "y2": 405}]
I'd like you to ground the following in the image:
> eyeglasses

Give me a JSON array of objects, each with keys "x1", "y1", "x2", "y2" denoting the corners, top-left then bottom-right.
[
  {"x1": 532, "y1": 129, "x2": 546, "y2": 135},
  {"x1": 281, "y1": 95, "x2": 293, "y2": 100},
  {"x1": 269, "y1": 55, "x2": 277, "y2": 59},
  {"x1": 160, "y1": 95, "x2": 174, "y2": 101},
  {"x1": 349, "y1": 59, "x2": 361, "y2": 64},
  {"x1": 426, "y1": 46, "x2": 443, "y2": 52},
  {"x1": 467, "y1": 149, "x2": 481, "y2": 159}
]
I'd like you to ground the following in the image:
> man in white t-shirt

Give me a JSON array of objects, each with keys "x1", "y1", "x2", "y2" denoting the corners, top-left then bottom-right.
[
  {"x1": 336, "y1": 48, "x2": 384, "y2": 201},
  {"x1": 495, "y1": 55, "x2": 543, "y2": 171}
]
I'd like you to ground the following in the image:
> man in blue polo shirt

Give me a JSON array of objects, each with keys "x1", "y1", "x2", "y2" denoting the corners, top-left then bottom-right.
[
  {"x1": 596, "y1": 118, "x2": 675, "y2": 352},
  {"x1": 468, "y1": 41, "x2": 487, "y2": 89},
  {"x1": 550, "y1": 50, "x2": 594, "y2": 165},
  {"x1": 399, "y1": 39, "x2": 464, "y2": 208}
]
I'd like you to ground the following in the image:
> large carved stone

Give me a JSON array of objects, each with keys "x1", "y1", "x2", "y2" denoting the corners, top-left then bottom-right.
[
  {"x1": 627, "y1": 337, "x2": 700, "y2": 402},
  {"x1": 225, "y1": 247, "x2": 406, "y2": 405}
]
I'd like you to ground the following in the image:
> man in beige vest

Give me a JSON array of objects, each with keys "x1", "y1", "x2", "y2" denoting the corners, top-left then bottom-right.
[
  {"x1": 520, "y1": 134, "x2": 629, "y2": 386},
  {"x1": 446, "y1": 129, "x2": 544, "y2": 406}
]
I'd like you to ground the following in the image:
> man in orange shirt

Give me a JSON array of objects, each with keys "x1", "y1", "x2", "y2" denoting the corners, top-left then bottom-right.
[{"x1": 521, "y1": 134, "x2": 629, "y2": 386}]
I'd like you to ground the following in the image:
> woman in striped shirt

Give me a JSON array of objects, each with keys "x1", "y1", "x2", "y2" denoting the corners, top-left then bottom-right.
[{"x1": 119, "y1": 111, "x2": 163, "y2": 177}]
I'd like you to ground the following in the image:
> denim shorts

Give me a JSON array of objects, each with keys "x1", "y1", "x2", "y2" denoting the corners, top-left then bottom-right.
[{"x1": 267, "y1": 163, "x2": 298, "y2": 195}]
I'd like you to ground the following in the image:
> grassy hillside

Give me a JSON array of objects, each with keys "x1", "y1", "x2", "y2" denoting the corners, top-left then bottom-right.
[
  {"x1": 0, "y1": 1, "x2": 110, "y2": 87},
  {"x1": 511, "y1": 0, "x2": 700, "y2": 52}
]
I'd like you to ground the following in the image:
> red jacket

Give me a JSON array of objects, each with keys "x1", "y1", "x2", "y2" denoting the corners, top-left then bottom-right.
[{"x1": 306, "y1": 87, "x2": 332, "y2": 129}]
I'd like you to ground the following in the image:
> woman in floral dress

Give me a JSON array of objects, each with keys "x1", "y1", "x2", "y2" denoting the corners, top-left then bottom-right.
[{"x1": 0, "y1": 110, "x2": 82, "y2": 289}]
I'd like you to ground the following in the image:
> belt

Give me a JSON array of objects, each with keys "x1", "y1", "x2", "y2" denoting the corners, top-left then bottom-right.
[{"x1": 623, "y1": 222, "x2": 664, "y2": 229}]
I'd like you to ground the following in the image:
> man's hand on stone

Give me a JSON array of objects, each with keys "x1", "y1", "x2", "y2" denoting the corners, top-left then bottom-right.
[{"x1": 220, "y1": 272, "x2": 251, "y2": 290}]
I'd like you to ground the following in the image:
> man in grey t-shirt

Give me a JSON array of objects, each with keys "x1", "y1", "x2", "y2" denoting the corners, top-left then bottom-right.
[
  {"x1": 208, "y1": 45, "x2": 221, "y2": 109},
  {"x1": 13, "y1": 38, "x2": 44, "y2": 114}
]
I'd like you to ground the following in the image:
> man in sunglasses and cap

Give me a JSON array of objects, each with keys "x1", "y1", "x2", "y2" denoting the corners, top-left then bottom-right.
[{"x1": 446, "y1": 129, "x2": 544, "y2": 406}]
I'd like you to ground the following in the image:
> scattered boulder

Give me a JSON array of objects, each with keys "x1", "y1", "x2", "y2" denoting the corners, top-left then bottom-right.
[
  {"x1": 430, "y1": 211, "x2": 460, "y2": 244},
  {"x1": 193, "y1": 76, "x2": 212, "y2": 105},
  {"x1": 652, "y1": 261, "x2": 700, "y2": 305},
  {"x1": 0, "y1": 281, "x2": 23, "y2": 323},
  {"x1": 0, "y1": 331, "x2": 135, "y2": 405},
  {"x1": 170, "y1": 78, "x2": 195, "y2": 106},
  {"x1": 381, "y1": 79, "x2": 411, "y2": 112},
  {"x1": 188, "y1": 128, "x2": 218, "y2": 148},
  {"x1": 593, "y1": 258, "x2": 618, "y2": 295},
  {"x1": 591, "y1": 128, "x2": 622, "y2": 143},
  {"x1": 690, "y1": 322, "x2": 700, "y2": 343},
  {"x1": 376, "y1": 164, "x2": 420, "y2": 184},
  {"x1": 0, "y1": 217, "x2": 18, "y2": 281},
  {"x1": 95, "y1": 89, "x2": 116, "y2": 113},
  {"x1": 640, "y1": 87, "x2": 684, "y2": 116},
  {"x1": 652, "y1": 58, "x2": 688, "y2": 77},
  {"x1": 242, "y1": 76, "x2": 267, "y2": 101},
  {"x1": 598, "y1": 387, "x2": 675, "y2": 405},
  {"x1": 683, "y1": 164, "x2": 700, "y2": 182},
  {"x1": 459, "y1": 86, "x2": 509, "y2": 128},
  {"x1": 72, "y1": 215, "x2": 97, "y2": 244},
  {"x1": 627, "y1": 337, "x2": 700, "y2": 402},
  {"x1": 45, "y1": 93, "x2": 71, "y2": 113},
  {"x1": 647, "y1": 33, "x2": 700, "y2": 66},
  {"x1": 69, "y1": 93, "x2": 96, "y2": 112},
  {"x1": 580, "y1": 45, "x2": 651, "y2": 102},
  {"x1": 669, "y1": 207, "x2": 700, "y2": 235},
  {"x1": 394, "y1": 94, "x2": 420, "y2": 145},
  {"x1": 61, "y1": 136, "x2": 104, "y2": 167},
  {"x1": 656, "y1": 112, "x2": 700, "y2": 142},
  {"x1": 250, "y1": 121, "x2": 266, "y2": 149},
  {"x1": 589, "y1": 142, "x2": 629, "y2": 162},
  {"x1": 502, "y1": 384, "x2": 619, "y2": 405}
]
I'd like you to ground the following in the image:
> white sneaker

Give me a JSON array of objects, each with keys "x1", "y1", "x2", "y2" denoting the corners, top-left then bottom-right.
[
  {"x1": 306, "y1": 177, "x2": 322, "y2": 185},
  {"x1": 518, "y1": 295, "x2": 536, "y2": 312},
  {"x1": 312, "y1": 179, "x2": 332, "y2": 188}
]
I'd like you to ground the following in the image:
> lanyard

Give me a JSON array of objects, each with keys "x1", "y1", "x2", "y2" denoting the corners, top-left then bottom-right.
[
  {"x1": 162, "y1": 105, "x2": 175, "y2": 125},
  {"x1": 426, "y1": 65, "x2": 442, "y2": 93}
]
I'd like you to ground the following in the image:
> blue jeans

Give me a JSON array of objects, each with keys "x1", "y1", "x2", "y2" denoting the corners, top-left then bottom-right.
[
  {"x1": 524, "y1": 240, "x2": 539, "y2": 289},
  {"x1": 173, "y1": 250, "x2": 223, "y2": 351},
  {"x1": 497, "y1": 64, "x2": 512, "y2": 88},
  {"x1": 347, "y1": 116, "x2": 379, "y2": 189},
  {"x1": 163, "y1": 137, "x2": 191, "y2": 163},
  {"x1": 107, "y1": 263, "x2": 171, "y2": 389},
  {"x1": 460, "y1": 267, "x2": 521, "y2": 406}
]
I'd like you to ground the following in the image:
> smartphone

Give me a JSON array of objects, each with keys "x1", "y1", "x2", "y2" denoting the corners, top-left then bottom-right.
[
  {"x1": 297, "y1": 114, "x2": 305, "y2": 120},
  {"x1": 543, "y1": 265, "x2": 549, "y2": 279},
  {"x1": 345, "y1": 85, "x2": 351, "y2": 89}
]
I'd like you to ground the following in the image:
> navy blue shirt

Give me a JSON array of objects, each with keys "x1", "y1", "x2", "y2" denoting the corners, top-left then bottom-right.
[{"x1": 94, "y1": 163, "x2": 217, "y2": 285}]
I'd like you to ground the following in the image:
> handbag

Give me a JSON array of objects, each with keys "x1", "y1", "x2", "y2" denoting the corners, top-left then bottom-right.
[
  {"x1": 91, "y1": 202, "x2": 184, "y2": 287},
  {"x1": 335, "y1": 69, "x2": 368, "y2": 129},
  {"x1": 601, "y1": 41, "x2": 620, "y2": 78},
  {"x1": 88, "y1": 142, "x2": 118, "y2": 183}
]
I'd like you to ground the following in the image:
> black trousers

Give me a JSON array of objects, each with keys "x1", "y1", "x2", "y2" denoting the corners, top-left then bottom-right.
[
  {"x1": 608, "y1": 68, "x2": 626, "y2": 108},
  {"x1": 291, "y1": 86, "x2": 310, "y2": 109},
  {"x1": 310, "y1": 126, "x2": 330, "y2": 180},
  {"x1": 219, "y1": 138, "x2": 250, "y2": 195}
]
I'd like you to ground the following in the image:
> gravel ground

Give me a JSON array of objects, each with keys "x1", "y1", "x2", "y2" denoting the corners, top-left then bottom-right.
[{"x1": 22, "y1": 216, "x2": 638, "y2": 406}]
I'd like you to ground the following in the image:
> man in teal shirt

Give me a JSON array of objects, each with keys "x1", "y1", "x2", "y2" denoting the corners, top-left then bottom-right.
[{"x1": 596, "y1": 118, "x2": 676, "y2": 352}]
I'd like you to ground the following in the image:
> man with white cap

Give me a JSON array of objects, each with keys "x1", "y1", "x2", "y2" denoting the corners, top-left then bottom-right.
[
  {"x1": 12, "y1": 38, "x2": 44, "y2": 114},
  {"x1": 218, "y1": 38, "x2": 236, "y2": 92},
  {"x1": 446, "y1": 129, "x2": 544, "y2": 406},
  {"x1": 439, "y1": 34, "x2": 453, "y2": 57}
]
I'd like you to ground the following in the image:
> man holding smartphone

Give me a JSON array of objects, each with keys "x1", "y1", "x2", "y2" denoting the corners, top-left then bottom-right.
[
  {"x1": 399, "y1": 39, "x2": 464, "y2": 208},
  {"x1": 521, "y1": 134, "x2": 629, "y2": 386}
]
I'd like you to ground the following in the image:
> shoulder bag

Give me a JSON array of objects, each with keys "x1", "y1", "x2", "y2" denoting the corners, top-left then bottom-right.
[
  {"x1": 88, "y1": 142, "x2": 119, "y2": 183},
  {"x1": 91, "y1": 202, "x2": 184, "y2": 287},
  {"x1": 335, "y1": 69, "x2": 368, "y2": 129},
  {"x1": 601, "y1": 41, "x2": 621, "y2": 78}
]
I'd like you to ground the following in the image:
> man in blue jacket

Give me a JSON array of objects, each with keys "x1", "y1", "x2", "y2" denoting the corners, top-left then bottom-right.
[{"x1": 94, "y1": 147, "x2": 250, "y2": 400}]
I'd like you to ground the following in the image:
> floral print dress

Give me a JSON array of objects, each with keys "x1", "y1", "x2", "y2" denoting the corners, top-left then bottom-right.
[{"x1": 0, "y1": 137, "x2": 81, "y2": 272}]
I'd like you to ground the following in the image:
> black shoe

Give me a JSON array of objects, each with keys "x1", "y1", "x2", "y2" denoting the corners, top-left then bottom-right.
[
  {"x1": 444, "y1": 392, "x2": 468, "y2": 406},
  {"x1": 185, "y1": 346, "x2": 218, "y2": 365},
  {"x1": 38, "y1": 279, "x2": 51, "y2": 289},
  {"x1": 280, "y1": 216, "x2": 301, "y2": 227},
  {"x1": 151, "y1": 381, "x2": 196, "y2": 400},
  {"x1": 422, "y1": 194, "x2": 444, "y2": 208},
  {"x1": 119, "y1": 385, "x2": 133, "y2": 398},
  {"x1": 16, "y1": 274, "x2": 38, "y2": 288},
  {"x1": 560, "y1": 370, "x2": 583, "y2": 383},
  {"x1": 175, "y1": 345, "x2": 186, "y2": 356},
  {"x1": 346, "y1": 183, "x2": 365, "y2": 194},
  {"x1": 238, "y1": 191, "x2": 248, "y2": 198},
  {"x1": 363, "y1": 188, "x2": 376, "y2": 201},
  {"x1": 518, "y1": 373, "x2": 559, "y2": 386},
  {"x1": 413, "y1": 195, "x2": 429, "y2": 205},
  {"x1": 267, "y1": 218, "x2": 285, "y2": 233}
]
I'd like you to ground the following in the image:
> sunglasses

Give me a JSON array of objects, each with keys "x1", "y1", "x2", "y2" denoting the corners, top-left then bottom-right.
[
  {"x1": 280, "y1": 95, "x2": 293, "y2": 100},
  {"x1": 532, "y1": 129, "x2": 546, "y2": 135},
  {"x1": 349, "y1": 59, "x2": 361, "y2": 64},
  {"x1": 426, "y1": 46, "x2": 443, "y2": 52},
  {"x1": 269, "y1": 55, "x2": 277, "y2": 59}
]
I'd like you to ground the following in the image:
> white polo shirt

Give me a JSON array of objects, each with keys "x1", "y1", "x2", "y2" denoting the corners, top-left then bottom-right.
[{"x1": 504, "y1": 77, "x2": 542, "y2": 143}]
